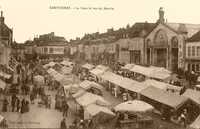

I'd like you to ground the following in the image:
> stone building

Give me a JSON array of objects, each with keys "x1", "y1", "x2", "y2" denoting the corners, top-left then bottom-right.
[
  {"x1": 144, "y1": 7, "x2": 200, "y2": 72},
  {"x1": 0, "y1": 11, "x2": 13, "y2": 65},
  {"x1": 185, "y1": 31, "x2": 200, "y2": 72}
]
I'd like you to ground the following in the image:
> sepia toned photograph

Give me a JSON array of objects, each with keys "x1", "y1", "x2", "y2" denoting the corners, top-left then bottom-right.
[{"x1": 0, "y1": 0, "x2": 200, "y2": 128}]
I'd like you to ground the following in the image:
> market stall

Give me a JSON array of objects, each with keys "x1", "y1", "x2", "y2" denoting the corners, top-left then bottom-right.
[
  {"x1": 75, "y1": 92, "x2": 111, "y2": 107},
  {"x1": 121, "y1": 63, "x2": 135, "y2": 70},
  {"x1": 72, "y1": 89, "x2": 87, "y2": 99},
  {"x1": 188, "y1": 115, "x2": 200, "y2": 129},
  {"x1": 143, "y1": 79, "x2": 181, "y2": 93},
  {"x1": 84, "y1": 104, "x2": 116, "y2": 128},
  {"x1": 114, "y1": 100, "x2": 154, "y2": 129},
  {"x1": 79, "y1": 80, "x2": 103, "y2": 96}
]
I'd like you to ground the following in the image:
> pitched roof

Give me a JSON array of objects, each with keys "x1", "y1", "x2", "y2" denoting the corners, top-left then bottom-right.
[
  {"x1": 187, "y1": 31, "x2": 200, "y2": 42},
  {"x1": 130, "y1": 22, "x2": 156, "y2": 38},
  {"x1": 182, "y1": 89, "x2": 200, "y2": 106},
  {"x1": 167, "y1": 23, "x2": 200, "y2": 38},
  {"x1": 0, "y1": 20, "x2": 12, "y2": 38}
]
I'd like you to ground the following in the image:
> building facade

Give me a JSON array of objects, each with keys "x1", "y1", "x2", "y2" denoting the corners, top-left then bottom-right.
[
  {"x1": 0, "y1": 11, "x2": 13, "y2": 66},
  {"x1": 144, "y1": 8, "x2": 200, "y2": 72},
  {"x1": 185, "y1": 31, "x2": 200, "y2": 72}
]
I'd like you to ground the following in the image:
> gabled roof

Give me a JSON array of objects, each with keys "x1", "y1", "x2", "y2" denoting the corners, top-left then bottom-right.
[
  {"x1": 0, "y1": 20, "x2": 12, "y2": 38},
  {"x1": 145, "y1": 21, "x2": 200, "y2": 38},
  {"x1": 187, "y1": 31, "x2": 200, "y2": 42}
]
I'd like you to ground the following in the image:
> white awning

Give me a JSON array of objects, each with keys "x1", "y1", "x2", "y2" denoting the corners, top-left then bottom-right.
[
  {"x1": 143, "y1": 79, "x2": 181, "y2": 92},
  {"x1": 126, "y1": 82, "x2": 149, "y2": 93},
  {"x1": 183, "y1": 89, "x2": 200, "y2": 107},
  {"x1": 130, "y1": 65, "x2": 151, "y2": 76},
  {"x1": 121, "y1": 63, "x2": 135, "y2": 70},
  {"x1": 96, "y1": 65, "x2": 109, "y2": 71},
  {"x1": 109, "y1": 74, "x2": 125, "y2": 86},
  {"x1": 0, "y1": 72, "x2": 11, "y2": 79},
  {"x1": 0, "y1": 79, "x2": 6, "y2": 89},
  {"x1": 82, "y1": 63, "x2": 95, "y2": 70},
  {"x1": 140, "y1": 86, "x2": 167, "y2": 100},
  {"x1": 90, "y1": 68, "x2": 105, "y2": 76},
  {"x1": 156, "y1": 92, "x2": 189, "y2": 110},
  {"x1": 119, "y1": 78, "x2": 137, "y2": 89},
  {"x1": 76, "y1": 93, "x2": 111, "y2": 107}
]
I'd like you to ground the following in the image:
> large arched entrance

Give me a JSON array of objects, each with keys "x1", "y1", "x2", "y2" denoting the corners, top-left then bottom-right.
[
  {"x1": 154, "y1": 30, "x2": 168, "y2": 68},
  {"x1": 171, "y1": 36, "x2": 178, "y2": 71}
]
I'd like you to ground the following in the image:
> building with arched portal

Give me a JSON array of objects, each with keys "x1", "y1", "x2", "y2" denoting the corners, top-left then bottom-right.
[{"x1": 144, "y1": 8, "x2": 200, "y2": 72}]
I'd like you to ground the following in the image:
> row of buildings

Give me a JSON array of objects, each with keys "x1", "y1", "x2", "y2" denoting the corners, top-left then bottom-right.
[{"x1": 11, "y1": 8, "x2": 200, "y2": 73}]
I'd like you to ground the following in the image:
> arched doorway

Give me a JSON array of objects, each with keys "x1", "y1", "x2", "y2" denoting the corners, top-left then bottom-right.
[
  {"x1": 171, "y1": 36, "x2": 178, "y2": 71},
  {"x1": 154, "y1": 30, "x2": 168, "y2": 68}
]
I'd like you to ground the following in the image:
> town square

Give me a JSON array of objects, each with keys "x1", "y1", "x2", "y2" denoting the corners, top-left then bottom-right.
[{"x1": 0, "y1": 0, "x2": 200, "y2": 129}]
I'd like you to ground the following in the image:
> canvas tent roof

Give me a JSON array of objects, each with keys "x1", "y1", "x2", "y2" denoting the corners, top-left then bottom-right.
[
  {"x1": 0, "y1": 72, "x2": 11, "y2": 79},
  {"x1": 183, "y1": 89, "x2": 200, "y2": 106},
  {"x1": 0, "y1": 79, "x2": 6, "y2": 89},
  {"x1": 61, "y1": 66, "x2": 73, "y2": 74},
  {"x1": 108, "y1": 74, "x2": 125, "y2": 86},
  {"x1": 72, "y1": 89, "x2": 87, "y2": 99},
  {"x1": 143, "y1": 79, "x2": 181, "y2": 91},
  {"x1": 61, "y1": 60, "x2": 73, "y2": 66},
  {"x1": 96, "y1": 65, "x2": 109, "y2": 71},
  {"x1": 188, "y1": 114, "x2": 200, "y2": 129},
  {"x1": 126, "y1": 82, "x2": 149, "y2": 93},
  {"x1": 53, "y1": 73, "x2": 64, "y2": 81},
  {"x1": 140, "y1": 86, "x2": 167, "y2": 100},
  {"x1": 130, "y1": 65, "x2": 151, "y2": 76},
  {"x1": 121, "y1": 63, "x2": 135, "y2": 70},
  {"x1": 85, "y1": 104, "x2": 116, "y2": 117},
  {"x1": 101, "y1": 71, "x2": 114, "y2": 81},
  {"x1": 76, "y1": 93, "x2": 111, "y2": 107},
  {"x1": 119, "y1": 78, "x2": 137, "y2": 89},
  {"x1": 156, "y1": 92, "x2": 189, "y2": 110},
  {"x1": 84, "y1": 104, "x2": 116, "y2": 123},
  {"x1": 82, "y1": 63, "x2": 95, "y2": 70},
  {"x1": 79, "y1": 80, "x2": 103, "y2": 91},
  {"x1": 48, "y1": 61, "x2": 56, "y2": 67},
  {"x1": 149, "y1": 66, "x2": 171, "y2": 74},
  {"x1": 90, "y1": 68, "x2": 105, "y2": 76}
]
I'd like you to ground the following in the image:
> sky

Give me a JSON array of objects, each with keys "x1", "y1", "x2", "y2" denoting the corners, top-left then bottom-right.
[{"x1": 1, "y1": 0, "x2": 200, "y2": 43}]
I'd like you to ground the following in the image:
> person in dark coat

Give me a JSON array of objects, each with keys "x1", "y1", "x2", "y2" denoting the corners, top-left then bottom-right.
[
  {"x1": 21, "y1": 99, "x2": 26, "y2": 114},
  {"x1": 63, "y1": 101, "x2": 69, "y2": 117},
  {"x1": 16, "y1": 97, "x2": 20, "y2": 112},
  {"x1": 30, "y1": 92, "x2": 35, "y2": 104},
  {"x1": 11, "y1": 93, "x2": 17, "y2": 112},
  {"x1": 60, "y1": 118, "x2": 67, "y2": 129},
  {"x1": 2, "y1": 97, "x2": 8, "y2": 112},
  {"x1": 25, "y1": 99, "x2": 29, "y2": 112}
]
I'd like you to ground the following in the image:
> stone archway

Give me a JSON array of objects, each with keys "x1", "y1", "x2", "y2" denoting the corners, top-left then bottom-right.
[{"x1": 154, "y1": 29, "x2": 168, "y2": 68}]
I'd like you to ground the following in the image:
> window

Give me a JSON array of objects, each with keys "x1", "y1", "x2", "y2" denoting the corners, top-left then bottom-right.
[
  {"x1": 196, "y1": 64, "x2": 199, "y2": 71},
  {"x1": 188, "y1": 46, "x2": 191, "y2": 57},
  {"x1": 49, "y1": 48, "x2": 53, "y2": 54},
  {"x1": 44, "y1": 47, "x2": 48, "y2": 54},
  {"x1": 192, "y1": 64, "x2": 195, "y2": 71},
  {"x1": 187, "y1": 63, "x2": 191, "y2": 71},
  {"x1": 192, "y1": 46, "x2": 195, "y2": 56},
  {"x1": 197, "y1": 46, "x2": 200, "y2": 57}
]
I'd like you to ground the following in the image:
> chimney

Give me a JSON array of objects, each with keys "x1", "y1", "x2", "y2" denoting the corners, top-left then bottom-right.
[
  {"x1": 0, "y1": 11, "x2": 5, "y2": 23},
  {"x1": 158, "y1": 7, "x2": 165, "y2": 22}
]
